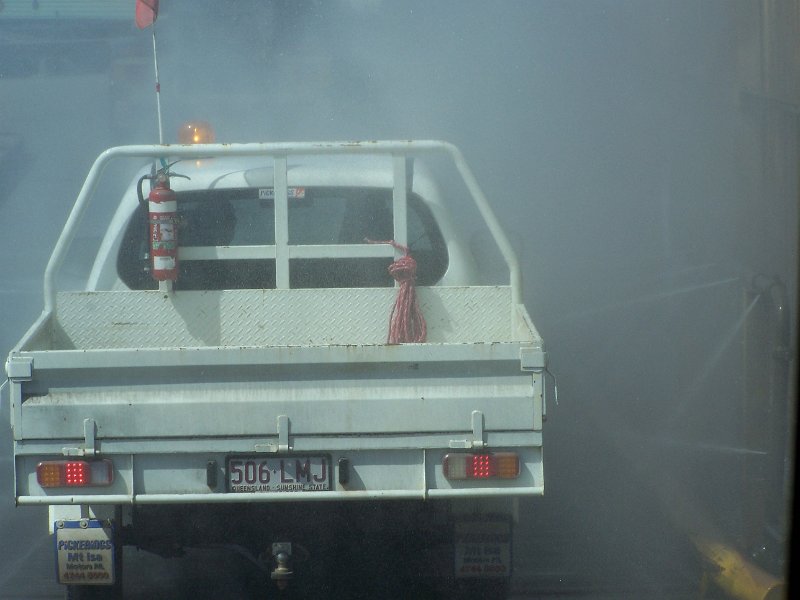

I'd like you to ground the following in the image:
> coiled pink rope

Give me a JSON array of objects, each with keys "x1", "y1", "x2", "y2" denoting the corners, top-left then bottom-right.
[{"x1": 368, "y1": 239, "x2": 427, "y2": 344}]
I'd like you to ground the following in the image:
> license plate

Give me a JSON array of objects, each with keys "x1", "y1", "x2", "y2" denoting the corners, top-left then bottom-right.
[
  {"x1": 54, "y1": 519, "x2": 115, "y2": 585},
  {"x1": 227, "y1": 456, "x2": 331, "y2": 492}
]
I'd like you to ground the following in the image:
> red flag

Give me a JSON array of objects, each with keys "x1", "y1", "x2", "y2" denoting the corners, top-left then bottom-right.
[{"x1": 135, "y1": 0, "x2": 159, "y2": 29}]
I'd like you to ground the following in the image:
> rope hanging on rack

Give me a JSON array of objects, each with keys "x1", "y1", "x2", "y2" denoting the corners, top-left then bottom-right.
[{"x1": 368, "y1": 239, "x2": 427, "y2": 344}]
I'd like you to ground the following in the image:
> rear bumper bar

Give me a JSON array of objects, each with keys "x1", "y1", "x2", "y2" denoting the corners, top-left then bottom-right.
[
  {"x1": 18, "y1": 485, "x2": 544, "y2": 506},
  {"x1": 16, "y1": 444, "x2": 544, "y2": 505}
]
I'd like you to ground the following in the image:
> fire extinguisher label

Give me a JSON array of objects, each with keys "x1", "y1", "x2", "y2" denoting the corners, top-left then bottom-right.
[
  {"x1": 155, "y1": 222, "x2": 175, "y2": 242},
  {"x1": 153, "y1": 256, "x2": 176, "y2": 270},
  {"x1": 148, "y1": 182, "x2": 179, "y2": 282},
  {"x1": 149, "y1": 200, "x2": 178, "y2": 213}
]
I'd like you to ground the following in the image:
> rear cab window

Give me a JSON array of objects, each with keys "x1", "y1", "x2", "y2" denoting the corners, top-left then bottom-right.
[{"x1": 118, "y1": 187, "x2": 448, "y2": 290}]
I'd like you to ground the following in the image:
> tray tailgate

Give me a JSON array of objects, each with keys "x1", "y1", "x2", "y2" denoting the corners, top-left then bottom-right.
[{"x1": 21, "y1": 374, "x2": 541, "y2": 438}]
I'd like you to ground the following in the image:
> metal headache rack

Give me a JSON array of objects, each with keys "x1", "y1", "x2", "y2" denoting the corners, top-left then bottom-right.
[{"x1": 44, "y1": 140, "x2": 523, "y2": 307}]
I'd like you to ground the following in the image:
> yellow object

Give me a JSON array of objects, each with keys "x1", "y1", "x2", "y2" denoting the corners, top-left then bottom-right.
[
  {"x1": 36, "y1": 462, "x2": 62, "y2": 488},
  {"x1": 495, "y1": 453, "x2": 520, "y2": 479},
  {"x1": 693, "y1": 536, "x2": 785, "y2": 600},
  {"x1": 178, "y1": 121, "x2": 215, "y2": 144}
]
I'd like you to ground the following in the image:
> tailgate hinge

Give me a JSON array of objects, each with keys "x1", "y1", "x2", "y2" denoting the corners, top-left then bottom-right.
[
  {"x1": 277, "y1": 415, "x2": 290, "y2": 452},
  {"x1": 520, "y1": 347, "x2": 547, "y2": 372},
  {"x1": 5, "y1": 356, "x2": 33, "y2": 440},
  {"x1": 63, "y1": 418, "x2": 97, "y2": 457},
  {"x1": 449, "y1": 410, "x2": 486, "y2": 449},
  {"x1": 471, "y1": 410, "x2": 486, "y2": 449},
  {"x1": 254, "y1": 415, "x2": 291, "y2": 453},
  {"x1": 6, "y1": 355, "x2": 33, "y2": 380}
]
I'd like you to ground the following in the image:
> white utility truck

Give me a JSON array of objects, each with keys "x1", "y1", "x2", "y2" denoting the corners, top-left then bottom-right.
[{"x1": 5, "y1": 140, "x2": 546, "y2": 599}]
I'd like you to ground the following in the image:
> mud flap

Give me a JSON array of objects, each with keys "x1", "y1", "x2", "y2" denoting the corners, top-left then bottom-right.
[
  {"x1": 55, "y1": 519, "x2": 115, "y2": 586},
  {"x1": 454, "y1": 518, "x2": 512, "y2": 580}
]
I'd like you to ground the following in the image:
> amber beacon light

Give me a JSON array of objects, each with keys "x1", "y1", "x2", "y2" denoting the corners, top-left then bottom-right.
[{"x1": 178, "y1": 120, "x2": 215, "y2": 144}]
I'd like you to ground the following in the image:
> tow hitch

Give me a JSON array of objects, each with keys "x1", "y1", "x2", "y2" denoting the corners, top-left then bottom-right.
[{"x1": 269, "y1": 543, "x2": 294, "y2": 591}]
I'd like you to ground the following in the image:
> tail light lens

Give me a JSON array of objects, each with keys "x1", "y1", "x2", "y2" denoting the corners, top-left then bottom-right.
[
  {"x1": 443, "y1": 452, "x2": 520, "y2": 480},
  {"x1": 36, "y1": 460, "x2": 114, "y2": 488}
]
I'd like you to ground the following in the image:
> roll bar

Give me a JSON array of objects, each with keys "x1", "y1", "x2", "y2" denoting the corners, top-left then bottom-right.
[{"x1": 43, "y1": 140, "x2": 523, "y2": 310}]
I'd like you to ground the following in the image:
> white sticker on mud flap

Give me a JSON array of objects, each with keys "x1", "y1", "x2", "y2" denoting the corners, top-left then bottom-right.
[
  {"x1": 454, "y1": 520, "x2": 511, "y2": 579},
  {"x1": 55, "y1": 520, "x2": 115, "y2": 585}
]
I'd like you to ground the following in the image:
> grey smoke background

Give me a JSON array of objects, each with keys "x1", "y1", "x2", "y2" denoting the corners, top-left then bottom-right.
[{"x1": 0, "y1": 0, "x2": 796, "y2": 596}]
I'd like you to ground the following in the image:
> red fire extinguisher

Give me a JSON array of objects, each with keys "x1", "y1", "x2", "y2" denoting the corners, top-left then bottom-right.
[{"x1": 148, "y1": 172, "x2": 179, "y2": 282}]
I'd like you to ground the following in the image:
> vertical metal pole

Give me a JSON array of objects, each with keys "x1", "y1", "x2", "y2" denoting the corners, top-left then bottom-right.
[
  {"x1": 274, "y1": 156, "x2": 290, "y2": 289},
  {"x1": 152, "y1": 26, "x2": 164, "y2": 145},
  {"x1": 392, "y1": 155, "x2": 408, "y2": 250},
  {"x1": 10, "y1": 381, "x2": 23, "y2": 441},
  {"x1": 392, "y1": 155, "x2": 409, "y2": 287},
  {"x1": 446, "y1": 144, "x2": 523, "y2": 305}
]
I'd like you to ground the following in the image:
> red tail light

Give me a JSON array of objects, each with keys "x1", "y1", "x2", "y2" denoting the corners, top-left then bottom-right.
[
  {"x1": 443, "y1": 452, "x2": 520, "y2": 480},
  {"x1": 64, "y1": 461, "x2": 89, "y2": 485},
  {"x1": 36, "y1": 460, "x2": 114, "y2": 488}
]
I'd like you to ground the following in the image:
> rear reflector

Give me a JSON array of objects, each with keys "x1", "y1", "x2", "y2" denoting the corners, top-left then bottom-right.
[
  {"x1": 443, "y1": 452, "x2": 520, "y2": 480},
  {"x1": 36, "y1": 460, "x2": 114, "y2": 488}
]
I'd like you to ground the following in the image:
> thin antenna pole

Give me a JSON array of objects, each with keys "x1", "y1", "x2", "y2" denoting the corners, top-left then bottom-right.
[{"x1": 151, "y1": 24, "x2": 164, "y2": 145}]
